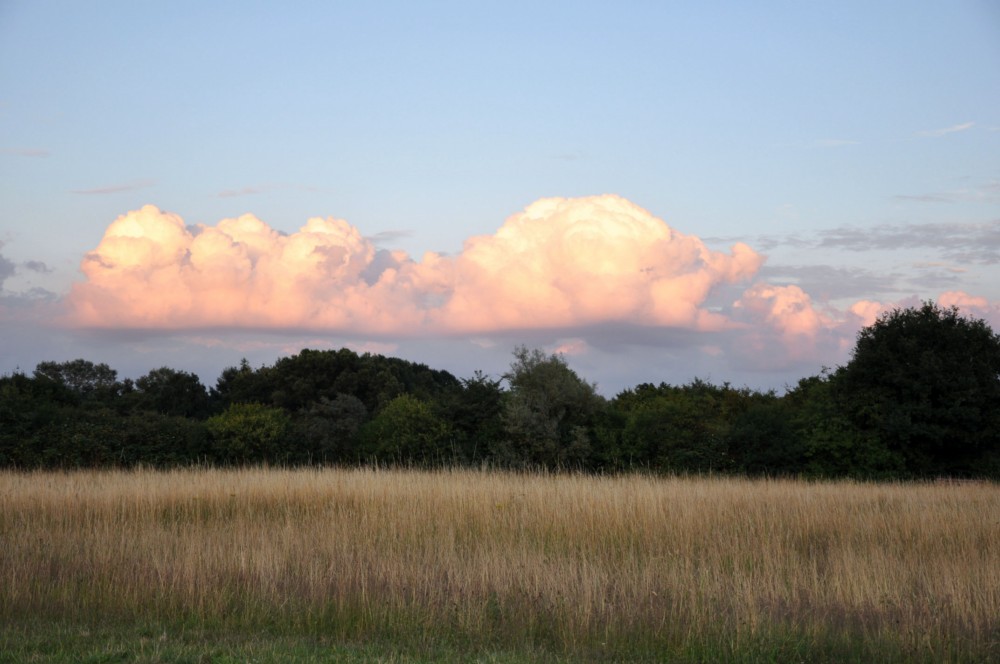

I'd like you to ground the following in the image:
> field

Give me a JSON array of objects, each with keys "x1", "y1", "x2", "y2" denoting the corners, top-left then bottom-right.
[{"x1": 0, "y1": 468, "x2": 997, "y2": 662}]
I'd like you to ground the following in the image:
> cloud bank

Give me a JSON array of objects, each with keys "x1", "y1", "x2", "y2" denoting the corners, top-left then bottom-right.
[
  {"x1": 68, "y1": 196, "x2": 764, "y2": 334},
  {"x1": 64, "y1": 195, "x2": 1000, "y2": 373}
]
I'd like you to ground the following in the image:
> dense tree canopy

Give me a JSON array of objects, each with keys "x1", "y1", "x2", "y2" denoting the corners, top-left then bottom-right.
[
  {"x1": 2, "y1": 305, "x2": 999, "y2": 478},
  {"x1": 497, "y1": 346, "x2": 605, "y2": 468},
  {"x1": 834, "y1": 302, "x2": 1000, "y2": 476},
  {"x1": 134, "y1": 367, "x2": 211, "y2": 418}
]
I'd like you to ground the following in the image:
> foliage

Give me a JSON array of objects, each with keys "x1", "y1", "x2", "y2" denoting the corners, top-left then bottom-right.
[
  {"x1": 206, "y1": 403, "x2": 291, "y2": 464},
  {"x1": 133, "y1": 366, "x2": 211, "y2": 418},
  {"x1": 4, "y1": 310, "x2": 1000, "y2": 478},
  {"x1": 783, "y1": 374, "x2": 903, "y2": 479},
  {"x1": 358, "y1": 394, "x2": 451, "y2": 465},
  {"x1": 613, "y1": 380, "x2": 760, "y2": 473},
  {"x1": 834, "y1": 302, "x2": 1000, "y2": 477},
  {"x1": 213, "y1": 348, "x2": 461, "y2": 414},
  {"x1": 290, "y1": 393, "x2": 368, "y2": 463},
  {"x1": 439, "y1": 370, "x2": 505, "y2": 464},
  {"x1": 33, "y1": 359, "x2": 120, "y2": 402},
  {"x1": 496, "y1": 346, "x2": 605, "y2": 468}
]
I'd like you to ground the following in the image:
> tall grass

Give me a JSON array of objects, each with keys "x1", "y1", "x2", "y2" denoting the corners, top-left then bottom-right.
[{"x1": 1, "y1": 467, "x2": 997, "y2": 661}]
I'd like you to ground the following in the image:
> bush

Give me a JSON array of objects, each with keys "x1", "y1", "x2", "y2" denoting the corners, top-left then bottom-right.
[
  {"x1": 206, "y1": 403, "x2": 291, "y2": 464},
  {"x1": 358, "y1": 394, "x2": 451, "y2": 465}
]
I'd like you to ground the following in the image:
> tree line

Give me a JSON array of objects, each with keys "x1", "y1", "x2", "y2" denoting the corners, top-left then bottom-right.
[{"x1": 2, "y1": 302, "x2": 998, "y2": 479}]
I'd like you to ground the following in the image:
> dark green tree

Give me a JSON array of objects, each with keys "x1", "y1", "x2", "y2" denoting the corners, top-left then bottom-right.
[
  {"x1": 291, "y1": 393, "x2": 368, "y2": 462},
  {"x1": 206, "y1": 403, "x2": 291, "y2": 464},
  {"x1": 833, "y1": 302, "x2": 1000, "y2": 477},
  {"x1": 614, "y1": 380, "x2": 752, "y2": 473},
  {"x1": 212, "y1": 349, "x2": 461, "y2": 414},
  {"x1": 34, "y1": 359, "x2": 120, "y2": 402},
  {"x1": 726, "y1": 397, "x2": 800, "y2": 476},
  {"x1": 782, "y1": 373, "x2": 903, "y2": 479},
  {"x1": 0, "y1": 372, "x2": 75, "y2": 466},
  {"x1": 134, "y1": 367, "x2": 211, "y2": 418},
  {"x1": 436, "y1": 370, "x2": 505, "y2": 464},
  {"x1": 497, "y1": 346, "x2": 605, "y2": 469},
  {"x1": 358, "y1": 394, "x2": 450, "y2": 465}
]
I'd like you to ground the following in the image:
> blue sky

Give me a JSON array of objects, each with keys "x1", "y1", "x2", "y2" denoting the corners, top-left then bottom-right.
[{"x1": 1, "y1": 1, "x2": 999, "y2": 394}]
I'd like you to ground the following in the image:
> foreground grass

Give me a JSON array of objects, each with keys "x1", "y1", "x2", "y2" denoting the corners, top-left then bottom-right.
[{"x1": 0, "y1": 468, "x2": 997, "y2": 662}]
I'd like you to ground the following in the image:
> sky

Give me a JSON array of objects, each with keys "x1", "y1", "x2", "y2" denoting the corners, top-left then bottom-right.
[{"x1": 1, "y1": 1, "x2": 999, "y2": 395}]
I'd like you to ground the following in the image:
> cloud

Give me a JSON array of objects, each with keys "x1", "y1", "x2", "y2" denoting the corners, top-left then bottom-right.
[
  {"x1": 66, "y1": 196, "x2": 765, "y2": 338},
  {"x1": 549, "y1": 338, "x2": 589, "y2": 356},
  {"x1": 893, "y1": 194, "x2": 953, "y2": 203},
  {"x1": 23, "y1": 260, "x2": 52, "y2": 273},
  {"x1": 64, "y1": 197, "x2": 1000, "y2": 379},
  {"x1": 733, "y1": 283, "x2": 826, "y2": 340},
  {"x1": 217, "y1": 185, "x2": 276, "y2": 198},
  {"x1": 845, "y1": 290, "x2": 1000, "y2": 331},
  {"x1": 722, "y1": 282, "x2": 856, "y2": 371},
  {"x1": 757, "y1": 264, "x2": 901, "y2": 301},
  {"x1": 367, "y1": 230, "x2": 413, "y2": 246},
  {"x1": 937, "y1": 290, "x2": 1000, "y2": 327},
  {"x1": 817, "y1": 219, "x2": 1000, "y2": 263},
  {"x1": 0, "y1": 243, "x2": 60, "y2": 317},
  {"x1": 0, "y1": 252, "x2": 14, "y2": 288},
  {"x1": 71, "y1": 179, "x2": 155, "y2": 195},
  {"x1": 0, "y1": 147, "x2": 50, "y2": 158},
  {"x1": 431, "y1": 196, "x2": 763, "y2": 332},
  {"x1": 894, "y1": 180, "x2": 1000, "y2": 205},
  {"x1": 917, "y1": 121, "x2": 974, "y2": 137}
]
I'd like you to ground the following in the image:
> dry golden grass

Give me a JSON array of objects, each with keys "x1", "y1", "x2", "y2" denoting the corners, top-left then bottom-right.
[{"x1": 1, "y1": 467, "x2": 997, "y2": 660}]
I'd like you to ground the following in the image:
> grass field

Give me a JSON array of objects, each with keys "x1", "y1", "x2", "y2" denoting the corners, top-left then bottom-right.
[{"x1": 0, "y1": 467, "x2": 997, "y2": 662}]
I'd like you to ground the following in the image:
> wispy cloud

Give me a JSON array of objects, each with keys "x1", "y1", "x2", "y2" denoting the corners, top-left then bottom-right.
[
  {"x1": 0, "y1": 147, "x2": 50, "y2": 158},
  {"x1": 817, "y1": 219, "x2": 1000, "y2": 263},
  {"x1": 893, "y1": 194, "x2": 954, "y2": 203},
  {"x1": 757, "y1": 264, "x2": 902, "y2": 301},
  {"x1": 218, "y1": 184, "x2": 277, "y2": 198},
  {"x1": 737, "y1": 217, "x2": 1000, "y2": 264},
  {"x1": 917, "y1": 121, "x2": 974, "y2": 137},
  {"x1": 367, "y1": 230, "x2": 413, "y2": 246},
  {"x1": 0, "y1": 253, "x2": 14, "y2": 287},
  {"x1": 71, "y1": 179, "x2": 154, "y2": 195},
  {"x1": 23, "y1": 260, "x2": 52, "y2": 273},
  {"x1": 895, "y1": 179, "x2": 1000, "y2": 204}
]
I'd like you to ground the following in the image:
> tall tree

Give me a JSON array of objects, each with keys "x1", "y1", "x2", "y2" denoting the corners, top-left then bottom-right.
[
  {"x1": 497, "y1": 346, "x2": 604, "y2": 469},
  {"x1": 358, "y1": 394, "x2": 450, "y2": 465},
  {"x1": 834, "y1": 302, "x2": 1000, "y2": 477},
  {"x1": 135, "y1": 367, "x2": 211, "y2": 418},
  {"x1": 34, "y1": 359, "x2": 119, "y2": 400}
]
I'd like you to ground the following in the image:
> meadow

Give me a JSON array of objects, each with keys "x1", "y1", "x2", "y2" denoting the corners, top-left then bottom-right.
[{"x1": 0, "y1": 467, "x2": 997, "y2": 662}]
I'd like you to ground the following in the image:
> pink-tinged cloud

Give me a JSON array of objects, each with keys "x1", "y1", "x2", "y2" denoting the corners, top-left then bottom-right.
[
  {"x1": 848, "y1": 300, "x2": 885, "y2": 327},
  {"x1": 843, "y1": 291, "x2": 1000, "y2": 338},
  {"x1": 70, "y1": 205, "x2": 430, "y2": 333},
  {"x1": 937, "y1": 291, "x2": 1000, "y2": 328},
  {"x1": 728, "y1": 283, "x2": 841, "y2": 366},
  {"x1": 734, "y1": 284, "x2": 827, "y2": 339},
  {"x1": 434, "y1": 196, "x2": 762, "y2": 332},
  {"x1": 1, "y1": 147, "x2": 50, "y2": 158},
  {"x1": 66, "y1": 196, "x2": 765, "y2": 336},
  {"x1": 938, "y1": 290, "x2": 989, "y2": 311}
]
